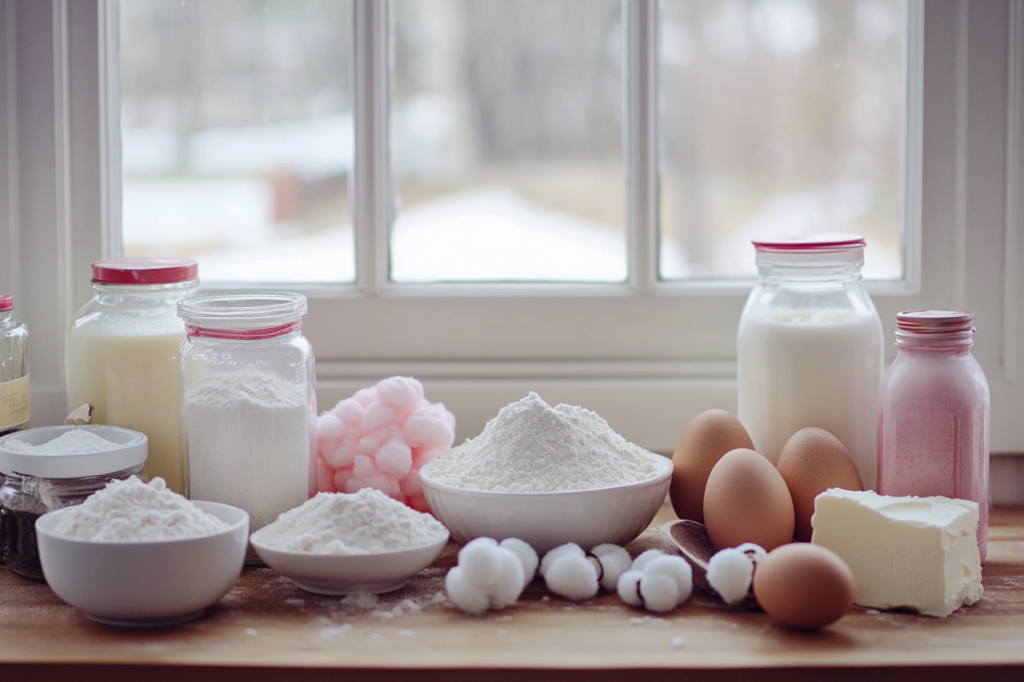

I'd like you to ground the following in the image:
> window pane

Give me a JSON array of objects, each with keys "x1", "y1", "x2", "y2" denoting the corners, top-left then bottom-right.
[
  {"x1": 659, "y1": 0, "x2": 904, "y2": 280},
  {"x1": 390, "y1": 0, "x2": 626, "y2": 283},
  {"x1": 119, "y1": 0, "x2": 354, "y2": 283}
]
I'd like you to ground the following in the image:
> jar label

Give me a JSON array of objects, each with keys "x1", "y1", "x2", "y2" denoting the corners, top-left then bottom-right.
[{"x1": 0, "y1": 374, "x2": 29, "y2": 429}]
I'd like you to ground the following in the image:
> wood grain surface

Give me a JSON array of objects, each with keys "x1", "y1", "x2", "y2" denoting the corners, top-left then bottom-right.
[{"x1": 1, "y1": 504, "x2": 1022, "y2": 682}]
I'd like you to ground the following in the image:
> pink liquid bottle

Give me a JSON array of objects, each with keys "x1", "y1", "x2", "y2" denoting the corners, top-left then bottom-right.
[{"x1": 877, "y1": 310, "x2": 989, "y2": 562}]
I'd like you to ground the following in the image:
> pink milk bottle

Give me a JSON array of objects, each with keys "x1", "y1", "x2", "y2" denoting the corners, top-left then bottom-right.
[{"x1": 877, "y1": 310, "x2": 989, "y2": 561}]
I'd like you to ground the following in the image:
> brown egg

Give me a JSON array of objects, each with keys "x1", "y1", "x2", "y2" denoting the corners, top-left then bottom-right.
[
  {"x1": 777, "y1": 427, "x2": 864, "y2": 542},
  {"x1": 703, "y1": 448, "x2": 794, "y2": 551},
  {"x1": 753, "y1": 543, "x2": 855, "y2": 629},
  {"x1": 670, "y1": 409, "x2": 754, "y2": 523}
]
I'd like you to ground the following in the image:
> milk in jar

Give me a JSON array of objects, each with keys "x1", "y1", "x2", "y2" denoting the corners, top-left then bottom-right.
[
  {"x1": 66, "y1": 259, "x2": 198, "y2": 494},
  {"x1": 736, "y1": 236, "x2": 883, "y2": 490}
]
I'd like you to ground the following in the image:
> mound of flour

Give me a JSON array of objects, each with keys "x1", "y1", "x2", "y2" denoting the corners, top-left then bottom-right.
[
  {"x1": 421, "y1": 392, "x2": 663, "y2": 492},
  {"x1": 4, "y1": 429, "x2": 119, "y2": 454},
  {"x1": 251, "y1": 488, "x2": 448, "y2": 555},
  {"x1": 51, "y1": 476, "x2": 229, "y2": 542}
]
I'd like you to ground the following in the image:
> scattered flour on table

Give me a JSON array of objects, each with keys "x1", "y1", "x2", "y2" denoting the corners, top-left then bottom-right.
[
  {"x1": 421, "y1": 392, "x2": 663, "y2": 492},
  {"x1": 3, "y1": 429, "x2": 119, "y2": 454},
  {"x1": 50, "y1": 476, "x2": 228, "y2": 542},
  {"x1": 251, "y1": 487, "x2": 448, "y2": 554}
]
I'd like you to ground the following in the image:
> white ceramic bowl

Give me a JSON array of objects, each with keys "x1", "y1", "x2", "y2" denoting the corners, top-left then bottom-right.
[
  {"x1": 250, "y1": 532, "x2": 449, "y2": 596},
  {"x1": 420, "y1": 453, "x2": 673, "y2": 554},
  {"x1": 36, "y1": 501, "x2": 249, "y2": 627}
]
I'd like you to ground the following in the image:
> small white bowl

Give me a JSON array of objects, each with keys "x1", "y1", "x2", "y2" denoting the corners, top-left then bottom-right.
[
  {"x1": 420, "y1": 453, "x2": 673, "y2": 554},
  {"x1": 250, "y1": 533, "x2": 449, "y2": 596},
  {"x1": 36, "y1": 501, "x2": 248, "y2": 627}
]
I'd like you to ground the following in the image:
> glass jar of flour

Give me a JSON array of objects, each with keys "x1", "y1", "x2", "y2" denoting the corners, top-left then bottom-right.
[
  {"x1": 736, "y1": 235, "x2": 883, "y2": 489},
  {"x1": 66, "y1": 258, "x2": 198, "y2": 495},
  {"x1": 177, "y1": 292, "x2": 315, "y2": 554}
]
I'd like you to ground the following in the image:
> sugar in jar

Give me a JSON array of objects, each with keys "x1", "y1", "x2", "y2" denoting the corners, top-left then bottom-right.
[
  {"x1": 877, "y1": 310, "x2": 990, "y2": 561},
  {"x1": 0, "y1": 425, "x2": 147, "y2": 581},
  {"x1": 177, "y1": 291, "x2": 316, "y2": 553},
  {"x1": 736, "y1": 235, "x2": 884, "y2": 489},
  {"x1": 66, "y1": 258, "x2": 198, "y2": 494}
]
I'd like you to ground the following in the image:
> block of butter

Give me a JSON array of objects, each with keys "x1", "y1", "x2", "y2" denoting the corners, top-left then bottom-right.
[{"x1": 810, "y1": 488, "x2": 982, "y2": 617}]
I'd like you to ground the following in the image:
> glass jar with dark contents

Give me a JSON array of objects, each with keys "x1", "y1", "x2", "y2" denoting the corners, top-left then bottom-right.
[{"x1": 0, "y1": 425, "x2": 147, "y2": 581}]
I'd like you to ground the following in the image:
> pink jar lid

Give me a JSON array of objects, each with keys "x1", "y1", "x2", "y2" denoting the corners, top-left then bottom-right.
[
  {"x1": 897, "y1": 310, "x2": 974, "y2": 334},
  {"x1": 752, "y1": 234, "x2": 866, "y2": 252},
  {"x1": 92, "y1": 258, "x2": 199, "y2": 285},
  {"x1": 0, "y1": 295, "x2": 11, "y2": 312}
]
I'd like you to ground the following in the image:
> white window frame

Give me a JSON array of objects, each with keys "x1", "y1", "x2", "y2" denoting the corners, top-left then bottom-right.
[{"x1": 2, "y1": 0, "x2": 1022, "y2": 456}]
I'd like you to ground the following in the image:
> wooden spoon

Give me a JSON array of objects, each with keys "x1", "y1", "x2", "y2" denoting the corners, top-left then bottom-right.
[{"x1": 659, "y1": 519, "x2": 760, "y2": 609}]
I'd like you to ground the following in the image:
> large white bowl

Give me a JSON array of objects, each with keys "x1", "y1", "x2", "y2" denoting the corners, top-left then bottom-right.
[
  {"x1": 36, "y1": 501, "x2": 249, "y2": 627},
  {"x1": 420, "y1": 453, "x2": 673, "y2": 554},
  {"x1": 250, "y1": 532, "x2": 449, "y2": 596}
]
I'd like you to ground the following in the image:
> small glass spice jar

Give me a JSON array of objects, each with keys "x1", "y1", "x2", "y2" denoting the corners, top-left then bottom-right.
[
  {"x1": 0, "y1": 294, "x2": 30, "y2": 565},
  {"x1": 736, "y1": 235, "x2": 884, "y2": 489},
  {"x1": 0, "y1": 294, "x2": 30, "y2": 437},
  {"x1": 178, "y1": 291, "x2": 316, "y2": 557},
  {"x1": 0, "y1": 425, "x2": 147, "y2": 581},
  {"x1": 66, "y1": 258, "x2": 198, "y2": 494},
  {"x1": 877, "y1": 310, "x2": 990, "y2": 562}
]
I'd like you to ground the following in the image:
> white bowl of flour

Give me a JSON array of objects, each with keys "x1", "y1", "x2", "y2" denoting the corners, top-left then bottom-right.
[
  {"x1": 250, "y1": 488, "x2": 449, "y2": 595},
  {"x1": 419, "y1": 392, "x2": 674, "y2": 554},
  {"x1": 36, "y1": 477, "x2": 248, "y2": 627}
]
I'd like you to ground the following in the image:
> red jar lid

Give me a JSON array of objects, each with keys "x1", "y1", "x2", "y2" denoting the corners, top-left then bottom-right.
[
  {"x1": 752, "y1": 234, "x2": 866, "y2": 252},
  {"x1": 91, "y1": 258, "x2": 198, "y2": 285},
  {"x1": 0, "y1": 295, "x2": 11, "y2": 312},
  {"x1": 897, "y1": 310, "x2": 974, "y2": 334}
]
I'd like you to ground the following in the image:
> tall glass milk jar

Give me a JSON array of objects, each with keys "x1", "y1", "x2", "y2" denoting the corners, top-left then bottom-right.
[
  {"x1": 66, "y1": 258, "x2": 198, "y2": 493},
  {"x1": 178, "y1": 291, "x2": 316, "y2": 544},
  {"x1": 877, "y1": 311, "x2": 989, "y2": 561},
  {"x1": 736, "y1": 235, "x2": 884, "y2": 489}
]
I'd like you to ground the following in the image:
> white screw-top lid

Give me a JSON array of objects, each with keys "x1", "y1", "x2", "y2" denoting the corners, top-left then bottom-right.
[{"x1": 0, "y1": 425, "x2": 148, "y2": 478}]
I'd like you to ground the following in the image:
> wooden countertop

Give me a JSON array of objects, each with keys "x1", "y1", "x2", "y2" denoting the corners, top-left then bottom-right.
[{"x1": 1, "y1": 504, "x2": 1023, "y2": 682}]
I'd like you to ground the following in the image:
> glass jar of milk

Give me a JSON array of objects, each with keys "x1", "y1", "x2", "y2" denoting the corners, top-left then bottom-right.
[
  {"x1": 65, "y1": 259, "x2": 198, "y2": 494},
  {"x1": 177, "y1": 291, "x2": 315, "y2": 551},
  {"x1": 736, "y1": 235, "x2": 883, "y2": 490}
]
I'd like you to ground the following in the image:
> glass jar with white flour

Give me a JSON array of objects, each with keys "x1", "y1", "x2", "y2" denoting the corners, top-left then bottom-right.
[
  {"x1": 736, "y1": 235, "x2": 883, "y2": 490},
  {"x1": 66, "y1": 258, "x2": 198, "y2": 494},
  {"x1": 177, "y1": 291, "x2": 315, "y2": 556}
]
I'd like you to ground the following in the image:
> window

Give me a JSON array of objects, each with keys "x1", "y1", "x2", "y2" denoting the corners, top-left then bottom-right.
[
  {"x1": 2, "y1": 0, "x2": 1022, "y2": 456},
  {"x1": 119, "y1": 0, "x2": 356, "y2": 283}
]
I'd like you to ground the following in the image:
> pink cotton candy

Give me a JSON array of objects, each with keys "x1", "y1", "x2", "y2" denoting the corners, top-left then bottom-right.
[
  {"x1": 316, "y1": 377, "x2": 456, "y2": 512},
  {"x1": 333, "y1": 467, "x2": 353, "y2": 491},
  {"x1": 331, "y1": 398, "x2": 364, "y2": 427},
  {"x1": 407, "y1": 493, "x2": 429, "y2": 513},
  {"x1": 403, "y1": 411, "x2": 453, "y2": 449},
  {"x1": 377, "y1": 376, "x2": 424, "y2": 418},
  {"x1": 316, "y1": 458, "x2": 335, "y2": 493},
  {"x1": 347, "y1": 473, "x2": 401, "y2": 499},
  {"x1": 352, "y1": 387, "x2": 377, "y2": 407},
  {"x1": 352, "y1": 453, "x2": 379, "y2": 479},
  {"x1": 362, "y1": 402, "x2": 397, "y2": 433},
  {"x1": 322, "y1": 438, "x2": 358, "y2": 470},
  {"x1": 400, "y1": 469, "x2": 423, "y2": 496},
  {"x1": 376, "y1": 441, "x2": 413, "y2": 477},
  {"x1": 317, "y1": 413, "x2": 345, "y2": 454},
  {"x1": 358, "y1": 425, "x2": 402, "y2": 456}
]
